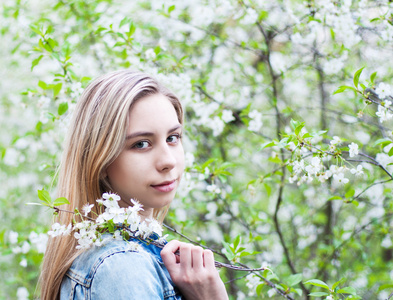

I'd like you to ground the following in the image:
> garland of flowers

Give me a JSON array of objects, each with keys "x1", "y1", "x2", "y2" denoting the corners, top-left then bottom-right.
[{"x1": 47, "y1": 192, "x2": 266, "y2": 272}]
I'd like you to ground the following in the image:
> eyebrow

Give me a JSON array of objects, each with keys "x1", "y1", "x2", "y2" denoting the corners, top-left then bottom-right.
[{"x1": 125, "y1": 124, "x2": 182, "y2": 140}]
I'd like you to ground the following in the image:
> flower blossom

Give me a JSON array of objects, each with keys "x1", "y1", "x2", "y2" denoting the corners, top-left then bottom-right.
[
  {"x1": 48, "y1": 223, "x2": 72, "y2": 237},
  {"x1": 375, "y1": 82, "x2": 392, "y2": 99},
  {"x1": 333, "y1": 173, "x2": 349, "y2": 185},
  {"x1": 82, "y1": 203, "x2": 94, "y2": 216},
  {"x1": 350, "y1": 165, "x2": 363, "y2": 176},
  {"x1": 348, "y1": 142, "x2": 359, "y2": 157},
  {"x1": 248, "y1": 110, "x2": 263, "y2": 132},
  {"x1": 376, "y1": 101, "x2": 393, "y2": 123},
  {"x1": 47, "y1": 193, "x2": 165, "y2": 251},
  {"x1": 221, "y1": 109, "x2": 235, "y2": 123}
]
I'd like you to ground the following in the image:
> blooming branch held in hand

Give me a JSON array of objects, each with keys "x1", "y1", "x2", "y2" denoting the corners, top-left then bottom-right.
[{"x1": 40, "y1": 192, "x2": 266, "y2": 272}]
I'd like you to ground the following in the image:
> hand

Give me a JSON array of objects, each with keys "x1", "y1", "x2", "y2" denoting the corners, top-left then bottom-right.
[{"x1": 161, "y1": 240, "x2": 228, "y2": 300}]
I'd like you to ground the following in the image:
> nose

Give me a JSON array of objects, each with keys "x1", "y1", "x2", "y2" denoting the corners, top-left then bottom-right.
[{"x1": 156, "y1": 143, "x2": 176, "y2": 172}]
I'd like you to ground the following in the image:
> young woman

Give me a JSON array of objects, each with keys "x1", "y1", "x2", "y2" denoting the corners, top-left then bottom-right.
[{"x1": 39, "y1": 70, "x2": 228, "y2": 299}]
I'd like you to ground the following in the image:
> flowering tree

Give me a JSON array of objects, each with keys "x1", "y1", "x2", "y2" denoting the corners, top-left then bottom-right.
[{"x1": 1, "y1": 0, "x2": 393, "y2": 299}]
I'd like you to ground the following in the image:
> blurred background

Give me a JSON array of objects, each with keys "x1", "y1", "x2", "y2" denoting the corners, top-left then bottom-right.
[{"x1": 1, "y1": 0, "x2": 393, "y2": 299}]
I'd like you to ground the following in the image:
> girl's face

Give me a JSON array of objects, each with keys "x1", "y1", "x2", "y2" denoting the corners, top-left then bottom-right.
[{"x1": 106, "y1": 94, "x2": 185, "y2": 219}]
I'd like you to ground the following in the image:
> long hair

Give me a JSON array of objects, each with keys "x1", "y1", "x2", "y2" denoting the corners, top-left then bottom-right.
[{"x1": 39, "y1": 70, "x2": 183, "y2": 300}]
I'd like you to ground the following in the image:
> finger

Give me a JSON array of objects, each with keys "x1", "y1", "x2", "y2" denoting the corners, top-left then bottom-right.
[
  {"x1": 161, "y1": 240, "x2": 181, "y2": 267},
  {"x1": 179, "y1": 243, "x2": 192, "y2": 272},
  {"x1": 191, "y1": 246, "x2": 204, "y2": 271},
  {"x1": 203, "y1": 249, "x2": 216, "y2": 270}
]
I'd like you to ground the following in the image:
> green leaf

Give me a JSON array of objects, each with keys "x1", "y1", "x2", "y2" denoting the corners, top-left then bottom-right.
[
  {"x1": 31, "y1": 55, "x2": 43, "y2": 71},
  {"x1": 38, "y1": 80, "x2": 48, "y2": 90},
  {"x1": 53, "y1": 197, "x2": 70, "y2": 206},
  {"x1": 373, "y1": 138, "x2": 392, "y2": 147},
  {"x1": 256, "y1": 283, "x2": 265, "y2": 296},
  {"x1": 333, "y1": 85, "x2": 357, "y2": 95},
  {"x1": 30, "y1": 24, "x2": 43, "y2": 36},
  {"x1": 222, "y1": 241, "x2": 235, "y2": 260},
  {"x1": 107, "y1": 220, "x2": 115, "y2": 233},
  {"x1": 287, "y1": 273, "x2": 302, "y2": 287},
  {"x1": 388, "y1": 146, "x2": 393, "y2": 157},
  {"x1": 26, "y1": 202, "x2": 44, "y2": 206},
  {"x1": 37, "y1": 188, "x2": 52, "y2": 205},
  {"x1": 308, "y1": 292, "x2": 329, "y2": 296},
  {"x1": 353, "y1": 67, "x2": 365, "y2": 89},
  {"x1": 328, "y1": 196, "x2": 342, "y2": 201},
  {"x1": 332, "y1": 278, "x2": 345, "y2": 290},
  {"x1": 337, "y1": 286, "x2": 357, "y2": 295},
  {"x1": 119, "y1": 17, "x2": 130, "y2": 28},
  {"x1": 168, "y1": 5, "x2": 175, "y2": 14},
  {"x1": 295, "y1": 123, "x2": 305, "y2": 136},
  {"x1": 233, "y1": 235, "x2": 241, "y2": 250},
  {"x1": 293, "y1": 288, "x2": 303, "y2": 296},
  {"x1": 290, "y1": 119, "x2": 301, "y2": 130},
  {"x1": 58, "y1": 102, "x2": 68, "y2": 116},
  {"x1": 345, "y1": 189, "x2": 355, "y2": 198},
  {"x1": 305, "y1": 279, "x2": 330, "y2": 290},
  {"x1": 379, "y1": 283, "x2": 393, "y2": 291},
  {"x1": 52, "y1": 82, "x2": 62, "y2": 97},
  {"x1": 128, "y1": 22, "x2": 136, "y2": 37},
  {"x1": 370, "y1": 71, "x2": 377, "y2": 83},
  {"x1": 260, "y1": 141, "x2": 276, "y2": 150}
]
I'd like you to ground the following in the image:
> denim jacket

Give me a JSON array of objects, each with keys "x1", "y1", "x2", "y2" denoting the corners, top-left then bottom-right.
[{"x1": 60, "y1": 233, "x2": 183, "y2": 299}]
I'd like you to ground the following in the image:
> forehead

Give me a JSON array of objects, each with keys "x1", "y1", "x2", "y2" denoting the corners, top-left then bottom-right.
[{"x1": 127, "y1": 94, "x2": 180, "y2": 132}]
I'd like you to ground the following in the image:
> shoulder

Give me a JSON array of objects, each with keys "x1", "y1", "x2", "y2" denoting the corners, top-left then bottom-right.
[
  {"x1": 65, "y1": 238, "x2": 152, "y2": 287},
  {"x1": 61, "y1": 238, "x2": 182, "y2": 299}
]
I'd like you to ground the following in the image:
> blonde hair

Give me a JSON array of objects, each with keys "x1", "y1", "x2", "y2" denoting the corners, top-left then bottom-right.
[{"x1": 39, "y1": 70, "x2": 183, "y2": 300}]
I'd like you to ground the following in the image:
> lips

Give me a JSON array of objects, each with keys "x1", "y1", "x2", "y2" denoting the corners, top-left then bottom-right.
[{"x1": 151, "y1": 179, "x2": 177, "y2": 192}]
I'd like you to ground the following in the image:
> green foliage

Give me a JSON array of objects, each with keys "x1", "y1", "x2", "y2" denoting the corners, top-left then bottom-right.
[{"x1": 2, "y1": 0, "x2": 393, "y2": 299}]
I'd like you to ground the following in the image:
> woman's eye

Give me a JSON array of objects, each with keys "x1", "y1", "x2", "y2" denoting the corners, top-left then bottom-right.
[
  {"x1": 167, "y1": 134, "x2": 181, "y2": 143},
  {"x1": 132, "y1": 141, "x2": 149, "y2": 149}
]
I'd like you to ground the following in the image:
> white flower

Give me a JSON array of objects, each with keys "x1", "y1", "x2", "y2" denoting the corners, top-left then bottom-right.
[
  {"x1": 74, "y1": 221, "x2": 99, "y2": 249},
  {"x1": 48, "y1": 223, "x2": 72, "y2": 237},
  {"x1": 375, "y1": 82, "x2": 392, "y2": 99},
  {"x1": 350, "y1": 165, "x2": 363, "y2": 176},
  {"x1": 29, "y1": 232, "x2": 48, "y2": 253},
  {"x1": 130, "y1": 198, "x2": 143, "y2": 212},
  {"x1": 9, "y1": 231, "x2": 18, "y2": 244},
  {"x1": 97, "y1": 193, "x2": 121, "y2": 209},
  {"x1": 348, "y1": 142, "x2": 359, "y2": 157},
  {"x1": 292, "y1": 159, "x2": 305, "y2": 174},
  {"x1": 16, "y1": 287, "x2": 29, "y2": 300},
  {"x1": 20, "y1": 258, "x2": 27, "y2": 267},
  {"x1": 209, "y1": 116, "x2": 225, "y2": 136},
  {"x1": 330, "y1": 136, "x2": 342, "y2": 146},
  {"x1": 158, "y1": 234, "x2": 169, "y2": 244},
  {"x1": 267, "y1": 288, "x2": 277, "y2": 297},
  {"x1": 147, "y1": 219, "x2": 163, "y2": 237},
  {"x1": 145, "y1": 48, "x2": 156, "y2": 60},
  {"x1": 221, "y1": 109, "x2": 235, "y2": 123},
  {"x1": 333, "y1": 173, "x2": 349, "y2": 185},
  {"x1": 376, "y1": 104, "x2": 393, "y2": 122},
  {"x1": 136, "y1": 221, "x2": 154, "y2": 239},
  {"x1": 245, "y1": 274, "x2": 260, "y2": 296},
  {"x1": 82, "y1": 203, "x2": 94, "y2": 216},
  {"x1": 305, "y1": 157, "x2": 322, "y2": 175},
  {"x1": 325, "y1": 296, "x2": 334, "y2": 300},
  {"x1": 207, "y1": 184, "x2": 221, "y2": 194},
  {"x1": 382, "y1": 235, "x2": 392, "y2": 248},
  {"x1": 248, "y1": 110, "x2": 263, "y2": 132},
  {"x1": 127, "y1": 241, "x2": 142, "y2": 251}
]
